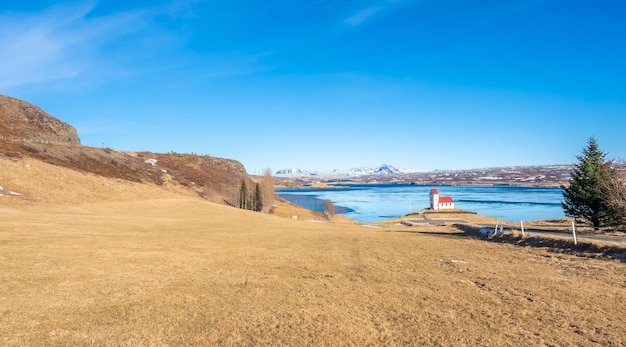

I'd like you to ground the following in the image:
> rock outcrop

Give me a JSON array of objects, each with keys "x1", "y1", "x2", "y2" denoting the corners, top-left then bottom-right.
[{"x1": 0, "y1": 95, "x2": 81, "y2": 145}]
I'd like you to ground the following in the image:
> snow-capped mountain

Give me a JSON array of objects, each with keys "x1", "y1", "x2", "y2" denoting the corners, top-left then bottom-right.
[
  {"x1": 275, "y1": 164, "x2": 413, "y2": 178},
  {"x1": 346, "y1": 164, "x2": 401, "y2": 175},
  {"x1": 274, "y1": 168, "x2": 319, "y2": 177}
]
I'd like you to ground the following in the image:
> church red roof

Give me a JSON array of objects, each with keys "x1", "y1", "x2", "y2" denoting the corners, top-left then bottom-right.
[
  {"x1": 430, "y1": 188, "x2": 439, "y2": 194},
  {"x1": 439, "y1": 196, "x2": 454, "y2": 203}
]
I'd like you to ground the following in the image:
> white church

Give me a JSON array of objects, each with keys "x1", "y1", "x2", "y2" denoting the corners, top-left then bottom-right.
[{"x1": 429, "y1": 188, "x2": 455, "y2": 210}]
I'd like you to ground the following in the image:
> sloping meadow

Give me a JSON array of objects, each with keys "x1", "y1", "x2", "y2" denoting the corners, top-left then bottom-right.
[{"x1": 1, "y1": 194, "x2": 625, "y2": 346}]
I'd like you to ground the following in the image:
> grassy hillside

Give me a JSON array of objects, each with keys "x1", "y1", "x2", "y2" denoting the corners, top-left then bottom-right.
[
  {"x1": 0, "y1": 140, "x2": 253, "y2": 207},
  {"x1": 1, "y1": 155, "x2": 626, "y2": 346}
]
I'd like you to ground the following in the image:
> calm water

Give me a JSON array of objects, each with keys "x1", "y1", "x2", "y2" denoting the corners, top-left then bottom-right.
[{"x1": 277, "y1": 184, "x2": 565, "y2": 222}]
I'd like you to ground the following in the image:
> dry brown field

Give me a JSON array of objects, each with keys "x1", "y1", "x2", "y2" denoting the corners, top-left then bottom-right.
[{"x1": 2, "y1": 158, "x2": 626, "y2": 346}]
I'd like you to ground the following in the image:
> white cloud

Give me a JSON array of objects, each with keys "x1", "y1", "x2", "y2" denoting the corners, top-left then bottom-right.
[
  {"x1": 0, "y1": 1, "x2": 271, "y2": 94},
  {"x1": 0, "y1": 2, "x2": 160, "y2": 92},
  {"x1": 343, "y1": 0, "x2": 421, "y2": 27},
  {"x1": 344, "y1": 6, "x2": 383, "y2": 26},
  {"x1": 0, "y1": 5, "x2": 83, "y2": 89}
]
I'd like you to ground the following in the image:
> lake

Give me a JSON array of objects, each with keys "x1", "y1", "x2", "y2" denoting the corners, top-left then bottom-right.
[{"x1": 276, "y1": 184, "x2": 565, "y2": 222}]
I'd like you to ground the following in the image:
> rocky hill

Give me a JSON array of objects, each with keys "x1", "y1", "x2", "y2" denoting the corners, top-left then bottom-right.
[
  {"x1": 0, "y1": 95, "x2": 250, "y2": 206},
  {"x1": 0, "y1": 95, "x2": 81, "y2": 145}
]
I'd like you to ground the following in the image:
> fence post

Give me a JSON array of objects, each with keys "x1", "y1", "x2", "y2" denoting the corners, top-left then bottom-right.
[
  {"x1": 520, "y1": 220, "x2": 525, "y2": 237},
  {"x1": 571, "y1": 220, "x2": 577, "y2": 245}
]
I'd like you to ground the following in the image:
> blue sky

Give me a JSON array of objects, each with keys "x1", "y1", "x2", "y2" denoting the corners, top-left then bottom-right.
[{"x1": 2, "y1": 0, "x2": 625, "y2": 174}]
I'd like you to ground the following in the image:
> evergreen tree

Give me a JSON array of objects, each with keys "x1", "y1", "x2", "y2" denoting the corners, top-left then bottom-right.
[
  {"x1": 254, "y1": 183, "x2": 263, "y2": 212},
  {"x1": 561, "y1": 137, "x2": 620, "y2": 227},
  {"x1": 239, "y1": 179, "x2": 249, "y2": 210}
]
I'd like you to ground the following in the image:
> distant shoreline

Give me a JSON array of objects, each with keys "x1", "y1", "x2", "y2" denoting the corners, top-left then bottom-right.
[
  {"x1": 270, "y1": 164, "x2": 579, "y2": 189},
  {"x1": 275, "y1": 180, "x2": 564, "y2": 189}
]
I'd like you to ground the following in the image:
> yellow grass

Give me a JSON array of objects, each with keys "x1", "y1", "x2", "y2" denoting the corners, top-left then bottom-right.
[{"x1": 2, "y1": 158, "x2": 626, "y2": 346}]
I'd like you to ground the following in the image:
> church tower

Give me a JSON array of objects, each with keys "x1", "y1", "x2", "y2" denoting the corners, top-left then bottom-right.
[{"x1": 430, "y1": 188, "x2": 439, "y2": 210}]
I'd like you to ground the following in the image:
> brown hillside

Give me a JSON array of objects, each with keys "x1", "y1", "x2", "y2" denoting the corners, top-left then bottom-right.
[
  {"x1": 0, "y1": 141, "x2": 250, "y2": 206},
  {"x1": 0, "y1": 95, "x2": 253, "y2": 206},
  {"x1": 0, "y1": 95, "x2": 81, "y2": 145},
  {"x1": 134, "y1": 151, "x2": 249, "y2": 204}
]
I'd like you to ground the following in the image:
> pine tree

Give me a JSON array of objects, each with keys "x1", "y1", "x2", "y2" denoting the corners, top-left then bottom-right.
[
  {"x1": 561, "y1": 137, "x2": 620, "y2": 227},
  {"x1": 254, "y1": 183, "x2": 263, "y2": 212},
  {"x1": 239, "y1": 179, "x2": 249, "y2": 210}
]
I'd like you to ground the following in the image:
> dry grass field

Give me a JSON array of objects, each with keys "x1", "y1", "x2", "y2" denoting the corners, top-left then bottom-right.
[{"x1": 2, "y1": 158, "x2": 626, "y2": 346}]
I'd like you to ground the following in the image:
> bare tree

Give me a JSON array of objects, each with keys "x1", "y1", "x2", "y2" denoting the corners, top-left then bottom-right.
[
  {"x1": 598, "y1": 162, "x2": 626, "y2": 227},
  {"x1": 260, "y1": 169, "x2": 275, "y2": 213},
  {"x1": 325, "y1": 199, "x2": 336, "y2": 220}
]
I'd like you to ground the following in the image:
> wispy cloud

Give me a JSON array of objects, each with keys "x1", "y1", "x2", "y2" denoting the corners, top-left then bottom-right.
[
  {"x1": 0, "y1": 2, "x2": 152, "y2": 91},
  {"x1": 344, "y1": 6, "x2": 383, "y2": 26},
  {"x1": 0, "y1": 0, "x2": 274, "y2": 94},
  {"x1": 343, "y1": 0, "x2": 421, "y2": 27},
  {"x1": 0, "y1": 4, "x2": 81, "y2": 89},
  {"x1": 0, "y1": 1, "x2": 214, "y2": 93}
]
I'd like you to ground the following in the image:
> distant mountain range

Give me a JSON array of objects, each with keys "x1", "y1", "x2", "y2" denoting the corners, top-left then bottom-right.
[
  {"x1": 272, "y1": 163, "x2": 611, "y2": 187},
  {"x1": 275, "y1": 164, "x2": 424, "y2": 178}
]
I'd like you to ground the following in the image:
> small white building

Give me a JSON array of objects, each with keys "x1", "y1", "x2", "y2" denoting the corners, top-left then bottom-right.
[{"x1": 429, "y1": 188, "x2": 455, "y2": 210}]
